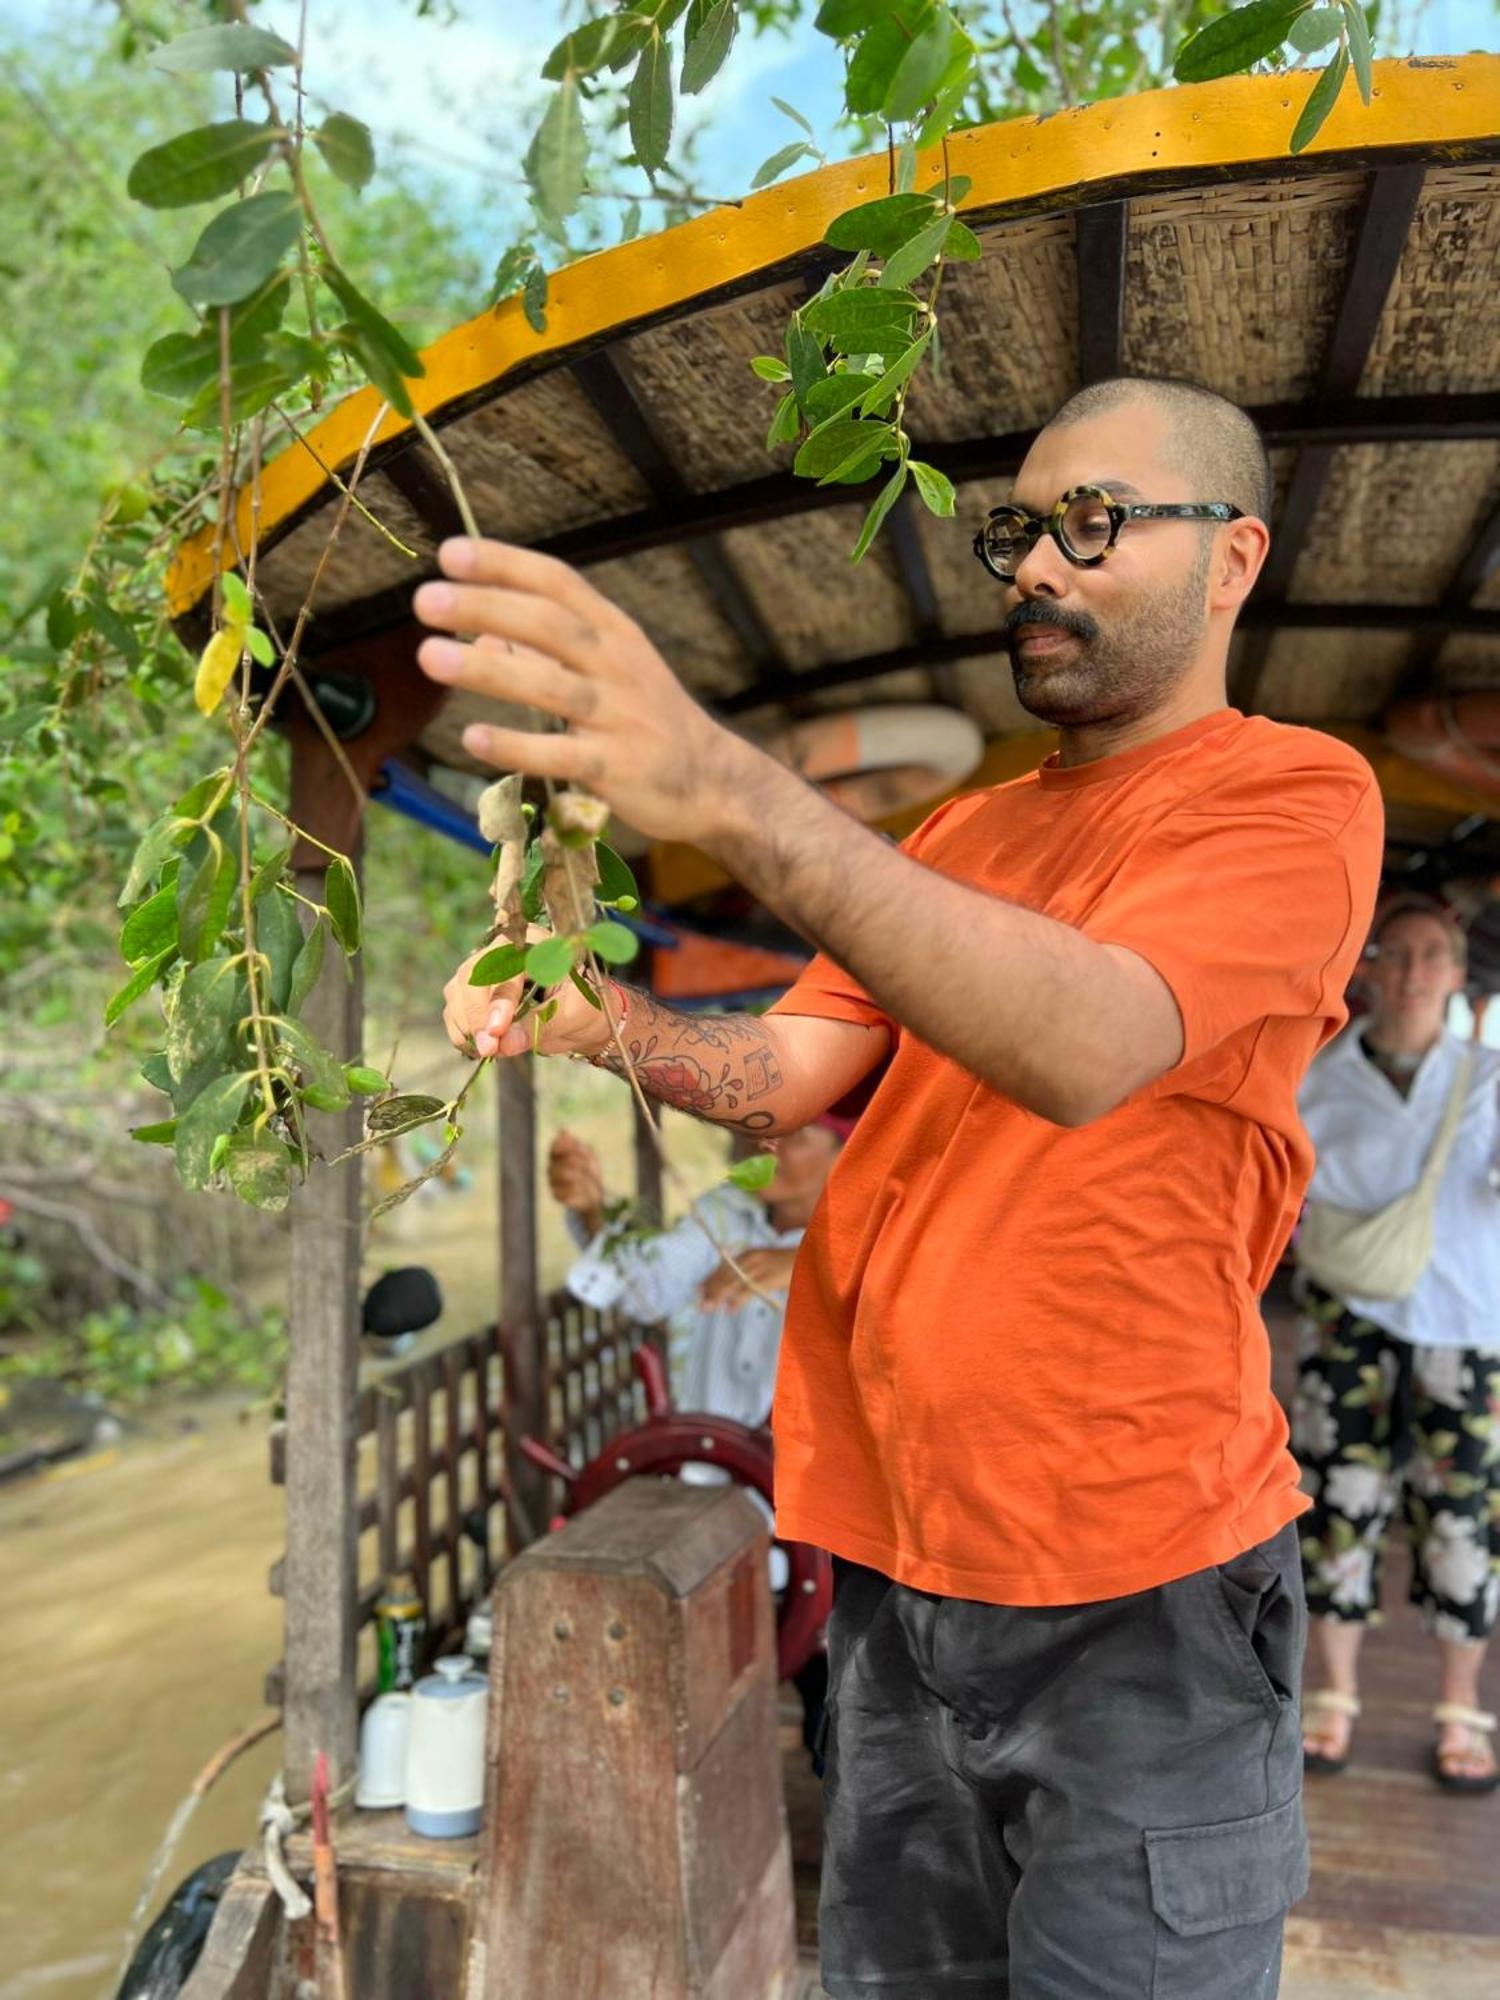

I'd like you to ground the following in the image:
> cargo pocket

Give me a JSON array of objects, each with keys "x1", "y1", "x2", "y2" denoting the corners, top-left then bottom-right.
[{"x1": 1146, "y1": 1795, "x2": 1308, "y2": 2000}]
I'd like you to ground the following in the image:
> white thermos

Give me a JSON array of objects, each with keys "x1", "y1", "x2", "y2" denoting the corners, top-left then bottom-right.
[{"x1": 405, "y1": 1654, "x2": 486, "y2": 1838}]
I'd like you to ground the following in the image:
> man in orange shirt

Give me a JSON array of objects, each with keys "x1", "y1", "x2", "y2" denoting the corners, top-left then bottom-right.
[{"x1": 419, "y1": 377, "x2": 1383, "y2": 1997}]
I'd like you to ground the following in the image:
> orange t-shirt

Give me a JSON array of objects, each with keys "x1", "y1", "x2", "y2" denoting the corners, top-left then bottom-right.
[{"x1": 769, "y1": 709, "x2": 1384, "y2": 1606}]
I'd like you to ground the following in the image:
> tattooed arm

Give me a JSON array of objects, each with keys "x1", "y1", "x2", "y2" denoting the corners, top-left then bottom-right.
[{"x1": 442, "y1": 951, "x2": 885, "y2": 1135}]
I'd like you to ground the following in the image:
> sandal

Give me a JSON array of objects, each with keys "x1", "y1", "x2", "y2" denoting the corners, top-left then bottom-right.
[
  {"x1": 1301, "y1": 1689, "x2": 1360, "y2": 1776},
  {"x1": 1432, "y1": 1703, "x2": 1500, "y2": 1795}
]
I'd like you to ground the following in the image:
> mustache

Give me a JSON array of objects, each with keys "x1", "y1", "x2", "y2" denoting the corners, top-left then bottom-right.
[{"x1": 1003, "y1": 601, "x2": 1099, "y2": 646}]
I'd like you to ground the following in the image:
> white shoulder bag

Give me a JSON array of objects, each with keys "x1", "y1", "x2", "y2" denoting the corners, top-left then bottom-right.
[{"x1": 1296, "y1": 1045, "x2": 1475, "y2": 1304}]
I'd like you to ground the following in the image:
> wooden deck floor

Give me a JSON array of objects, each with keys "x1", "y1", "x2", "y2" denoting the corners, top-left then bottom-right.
[{"x1": 784, "y1": 1287, "x2": 1500, "y2": 1997}]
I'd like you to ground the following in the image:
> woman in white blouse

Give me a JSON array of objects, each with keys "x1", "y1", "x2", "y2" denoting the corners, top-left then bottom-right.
[{"x1": 1294, "y1": 896, "x2": 1500, "y2": 1792}]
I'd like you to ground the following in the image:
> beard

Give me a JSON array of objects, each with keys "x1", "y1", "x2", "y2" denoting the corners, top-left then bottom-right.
[{"x1": 1005, "y1": 550, "x2": 1210, "y2": 727}]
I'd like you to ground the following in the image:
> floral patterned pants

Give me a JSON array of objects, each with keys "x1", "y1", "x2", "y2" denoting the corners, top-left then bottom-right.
[{"x1": 1292, "y1": 1280, "x2": 1500, "y2": 1643}]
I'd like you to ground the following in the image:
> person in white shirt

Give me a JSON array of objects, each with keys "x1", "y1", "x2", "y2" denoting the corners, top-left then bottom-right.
[
  {"x1": 1294, "y1": 896, "x2": 1500, "y2": 1793},
  {"x1": 549, "y1": 1116, "x2": 848, "y2": 1429}
]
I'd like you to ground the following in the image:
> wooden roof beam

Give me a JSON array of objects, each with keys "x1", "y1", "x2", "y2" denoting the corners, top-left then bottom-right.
[
  {"x1": 1076, "y1": 202, "x2": 1128, "y2": 385},
  {"x1": 570, "y1": 349, "x2": 784, "y2": 672},
  {"x1": 1238, "y1": 163, "x2": 1427, "y2": 711}
]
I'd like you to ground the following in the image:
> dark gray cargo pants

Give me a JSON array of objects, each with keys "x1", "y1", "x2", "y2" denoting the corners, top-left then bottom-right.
[{"x1": 819, "y1": 1525, "x2": 1308, "y2": 1999}]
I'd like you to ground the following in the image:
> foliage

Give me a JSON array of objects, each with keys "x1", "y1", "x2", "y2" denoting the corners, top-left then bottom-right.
[{"x1": 0, "y1": 1276, "x2": 286, "y2": 1403}]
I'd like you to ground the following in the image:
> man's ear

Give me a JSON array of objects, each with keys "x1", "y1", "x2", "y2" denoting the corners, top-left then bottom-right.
[{"x1": 1210, "y1": 516, "x2": 1271, "y2": 615}]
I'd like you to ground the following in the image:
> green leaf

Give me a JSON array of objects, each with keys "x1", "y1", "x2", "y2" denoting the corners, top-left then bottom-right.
[
  {"x1": 221, "y1": 572, "x2": 253, "y2": 623},
  {"x1": 630, "y1": 34, "x2": 675, "y2": 172},
  {"x1": 851, "y1": 462, "x2": 908, "y2": 563},
  {"x1": 526, "y1": 81, "x2": 589, "y2": 225},
  {"x1": 46, "y1": 593, "x2": 77, "y2": 650},
  {"x1": 1289, "y1": 5, "x2": 1343, "y2": 50},
  {"x1": 525, "y1": 933, "x2": 578, "y2": 986},
  {"x1": 847, "y1": 9, "x2": 933, "y2": 117},
  {"x1": 315, "y1": 113, "x2": 375, "y2": 192},
  {"x1": 489, "y1": 244, "x2": 536, "y2": 306},
  {"x1": 324, "y1": 855, "x2": 361, "y2": 954},
  {"x1": 814, "y1": 0, "x2": 892, "y2": 34},
  {"x1": 148, "y1": 23, "x2": 298, "y2": 72},
  {"x1": 140, "y1": 1052, "x2": 174, "y2": 1094},
  {"x1": 172, "y1": 193, "x2": 302, "y2": 308},
  {"x1": 766, "y1": 392, "x2": 801, "y2": 449},
  {"x1": 804, "y1": 372, "x2": 882, "y2": 423},
  {"x1": 140, "y1": 275, "x2": 292, "y2": 401},
  {"x1": 520, "y1": 840, "x2": 547, "y2": 922},
  {"x1": 883, "y1": 7, "x2": 953, "y2": 120},
  {"x1": 130, "y1": 1119, "x2": 179, "y2": 1146},
  {"x1": 583, "y1": 919, "x2": 640, "y2": 965},
  {"x1": 119, "y1": 813, "x2": 194, "y2": 907},
  {"x1": 322, "y1": 265, "x2": 424, "y2": 379},
  {"x1": 943, "y1": 219, "x2": 981, "y2": 262},
  {"x1": 277, "y1": 1017, "x2": 350, "y2": 1109},
  {"x1": 771, "y1": 96, "x2": 816, "y2": 136},
  {"x1": 1173, "y1": 0, "x2": 1302, "y2": 82},
  {"x1": 469, "y1": 941, "x2": 529, "y2": 985},
  {"x1": 595, "y1": 842, "x2": 639, "y2": 906},
  {"x1": 175, "y1": 1072, "x2": 255, "y2": 1190},
  {"x1": 802, "y1": 286, "x2": 921, "y2": 355},
  {"x1": 174, "y1": 769, "x2": 232, "y2": 821},
  {"x1": 127, "y1": 121, "x2": 280, "y2": 210},
  {"x1": 858, "y1": 329, "x2": 932, "y2": 416},
  {"x1": 826, "y1": 192, "x2": 939, "y2": 256},
  {"x1": 1014, "y1": 45, "x2": 1048, "y2": 92},
  {"x1": 786, "y1": 316, "x2": 828, "y2": 410},
  {"x1": 879, "y1": 213, "x2": 952, "y2": 290},
  {"x1": 244, "y1": 625, "x2": 276, "y2": 667},
  {"x1": 286, "y1": 916, "x2": 327, "y2": 1016},
  {"x1": 105, "y1": 947, "x2": 175, "y2": 1029},
  {"x1": 366, "y1": 1093, "x2": 448, "y2": 1138},
  {"x1": 795, "y1": 416, "x2": 893, "y2": 482},
  {"x1": 522, "y1": 265, "x2": 549, "y2": 334},
  {"x1": 256, "y1": 888, "x2": 304, "y2": 1012},
  {"x1": 727, "y1": 1152, "x2": 777, "y2": 1191},
  {"x1": 911, "y1": 459, "x2": 956, "y2": 516},
  {"x1": 1342, "y1": 0, "x2": 1373, "y2": 102},
  {"x1": 85, "y1": 594, "x2": 141, "y2": 666},
  {"x1": 166, "y1": 958, "x2": 245, "y2": 1102},
  {"x1": 1290, "y1": 47, "x2": 1350, "y2": 151},
  {"x1": 248, "y1": 842, "x2": 292, "y2": 903},
  {"x1": 224, "y1": 1134, "x2": 294, "y2": 1211},
  {"x1": 682, "y1": 0, "x2": 738, "y2": 93},
  {"x1": 917, "y1": 59, "x2": 974, "y2": 146},
  {"x1": 751, "y1": 141, "x2": 815, "y2": 190},
  {"x1": 120, "y1": 883, "x2": 179, "y2": 965},
  {"x1": 543, "y1": 14, "x2": 647, "y2": 78},
  {"x1": 751, "y1": 355, "x2": 791, "y2": 382},
  {"x1": 346, "y1": 1065, "x2": 390, "y2": 1096},
  {"x1": 177, "y1": 828, "x2": 237, "y2": 964}
]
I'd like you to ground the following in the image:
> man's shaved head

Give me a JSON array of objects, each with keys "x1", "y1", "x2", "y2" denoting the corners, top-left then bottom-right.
[{"x1": 1044, "y1": 376, "x2": 1273, "y2": 523}]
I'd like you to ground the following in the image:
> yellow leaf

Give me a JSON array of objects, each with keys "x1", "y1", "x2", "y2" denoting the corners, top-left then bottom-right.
[{"x1": 194, "y1": 623, "x2": 245, "y2": 717}]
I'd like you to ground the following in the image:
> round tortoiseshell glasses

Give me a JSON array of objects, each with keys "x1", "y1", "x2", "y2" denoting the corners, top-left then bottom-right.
[{"x1": 973, "y1": 484, "x2": 1244, "y2": 582}]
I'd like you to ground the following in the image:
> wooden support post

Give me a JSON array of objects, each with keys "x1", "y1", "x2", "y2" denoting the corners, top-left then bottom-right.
[
  {"x1": 282, "y1": 850, "x2": 364, "y2": 1808},
  {"x1": 498, "y1": 1056, "x2": 545, "y2": 1547},
  {"x1": 633, "y1": 1092, "x2": 665, "y2": 1227},
  {"x1": 479, "y1": 1482, "x2": 797, "y2": 2000}
]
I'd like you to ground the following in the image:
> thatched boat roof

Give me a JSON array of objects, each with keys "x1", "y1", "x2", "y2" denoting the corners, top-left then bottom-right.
[{"x1": 167, "y1": 58, "x2": 1500, "y2": 897}]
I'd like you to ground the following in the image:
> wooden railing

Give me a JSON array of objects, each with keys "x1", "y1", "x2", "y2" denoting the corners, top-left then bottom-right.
[{"x1": 265, "y1": 1296, "x2": 663, "y2": 1706}]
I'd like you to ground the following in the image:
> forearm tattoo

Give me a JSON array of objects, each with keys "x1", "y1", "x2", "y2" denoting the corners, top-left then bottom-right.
[{"x1": 591, "y1": 985, "x2": 782, "y2": 1132}]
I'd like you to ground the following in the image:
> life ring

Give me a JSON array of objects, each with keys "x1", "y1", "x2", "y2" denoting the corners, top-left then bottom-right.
[
  {"x1": 762, "y1": 704, "x2": 985, "y2": 821},
  {"x1": 1386, "y1": 692, "x2": 1500, "y2": 801}
]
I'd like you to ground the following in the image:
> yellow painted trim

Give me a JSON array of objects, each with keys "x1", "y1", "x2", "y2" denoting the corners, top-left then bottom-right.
[{"x1": 168, "y1": 56, "x2": 1500, "y2": 619}]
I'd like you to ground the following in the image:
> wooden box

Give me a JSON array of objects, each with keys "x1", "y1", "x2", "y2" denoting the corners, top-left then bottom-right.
[{"x1": 475, "y1": 1480, "x2": 799, "y2": 1999}]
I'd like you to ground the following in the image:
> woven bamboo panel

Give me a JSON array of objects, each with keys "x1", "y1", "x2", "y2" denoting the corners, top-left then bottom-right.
[
  {"x1": 1121, "y1": 175, "x2": 1363, "y2": 404},
  {"x1": 790, "y1": 669, "x2": 936, "y2": 714},
  {"x1": 905, "y1": 215, "x2": 1077, "y2": 445},
  {"x1": 1470, "y1": 543, "x2": 1500, "y2": 612},
  {"x1": 445, "y1": 369, "x2": 652, "y2": 539},
  {"x1": 722, "y1": 506, "x2": 916, "y2": 669},
  {"x1": 590, "y1": 544, "x2": 752, "y2": 697},
  {"x1": 1438, "y1": 636, "x2": 1500, "y2": 692},
  {"x1": 1253, "y1": 629, "x2": 1411, "y2": 723},
  {"x1": 1361, "y1": 163, "x2": 1500, "y2": 396},
  {"x1": 1286, "y1": 441, "x2": 1500, "y2": 605},
  {"x1": 255, "y1": 474, "x2": 432, "y2": 628},
  {"x1": 615, "y1": 278, "x2": 809, "y2": 492},
  {"x1": 917, "y1": 478, "x2": 1013, "y2": 636}
]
